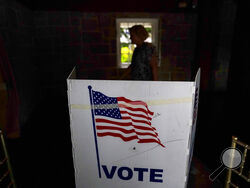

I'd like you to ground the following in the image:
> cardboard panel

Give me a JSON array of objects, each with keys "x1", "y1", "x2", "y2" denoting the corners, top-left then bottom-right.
[{"x1": 67, "y1": 70, "x2": 200, "y2": 188}]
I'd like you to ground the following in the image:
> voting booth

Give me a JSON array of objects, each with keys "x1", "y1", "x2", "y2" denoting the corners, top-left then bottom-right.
[{"x1": 67, "y1": 68, "x2": 200, "y2": 188}]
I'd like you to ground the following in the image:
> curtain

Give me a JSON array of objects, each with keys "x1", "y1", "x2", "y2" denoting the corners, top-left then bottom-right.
[{"x1": 0, "y1": 36, "x2": 20, "y2": 138}]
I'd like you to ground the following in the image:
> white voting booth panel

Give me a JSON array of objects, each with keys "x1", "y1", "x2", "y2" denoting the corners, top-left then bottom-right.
[{"x1": 67, "y1": 68, "x2": 200, "y2": 188}]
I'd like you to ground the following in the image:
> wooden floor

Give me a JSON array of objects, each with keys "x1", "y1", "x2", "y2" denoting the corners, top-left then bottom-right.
[{"x1": 187, "y1": 157, "x2": 223, "y2": 188}]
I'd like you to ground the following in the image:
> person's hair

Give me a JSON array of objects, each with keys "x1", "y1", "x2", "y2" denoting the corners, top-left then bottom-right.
[{"x1": 129, "y1": 25, "x2": 149, "y2": 41}]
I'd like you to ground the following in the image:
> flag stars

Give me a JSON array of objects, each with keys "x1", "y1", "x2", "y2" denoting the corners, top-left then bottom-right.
[{"x1": 92, "y1": 90, "x2": 122, "y2": 119}]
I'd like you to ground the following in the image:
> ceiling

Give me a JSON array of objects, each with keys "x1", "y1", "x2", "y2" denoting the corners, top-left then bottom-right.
[{"x1": 15, "y1": 0, "x2": 185, "y2": 12}]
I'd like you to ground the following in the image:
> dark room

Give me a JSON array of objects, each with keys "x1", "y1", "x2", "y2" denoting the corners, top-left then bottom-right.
[{"x1": 0, "y1": 0, "x2": 250, "y2": 187}]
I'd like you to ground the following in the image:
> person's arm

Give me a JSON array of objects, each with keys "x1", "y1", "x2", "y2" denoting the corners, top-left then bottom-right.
[
  {"x1": 120, "y1": 65, "x2": 131, "y2": 80},
  {"x1": 150, "y1": 55, "x2": 158, "y2": 81}
]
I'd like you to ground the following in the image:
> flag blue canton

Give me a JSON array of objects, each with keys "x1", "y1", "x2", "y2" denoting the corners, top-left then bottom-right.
[{"x1": 92, "y1": 90, "x2": 122, "y2": 119}]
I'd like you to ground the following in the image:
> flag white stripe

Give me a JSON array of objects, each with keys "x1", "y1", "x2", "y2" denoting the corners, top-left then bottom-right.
[
  {"x1": 118, "y1": 102, "x2": 153, "y2": 116},
  {"x1": 119, "y1": 107, "x2": 152, "y2": 119},
  {"x1": 95, "y1": 123, "x2": 158, "y2": 135},
  {"x1": 95, "y1": 116, "x2": 157, "y2": 132},
  {"x1": 97, "y1": 129, "x2": 160, "y2": 141},
  {"x1": 95, "y1": 116, "x2": 152, "y2": 127}
]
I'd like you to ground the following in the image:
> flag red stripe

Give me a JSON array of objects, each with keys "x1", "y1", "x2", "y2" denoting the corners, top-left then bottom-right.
[
  {"x1": 120, "y1": 110, "x2": 152, "y2": 121},
  {"x1": 138, "y1": 139, "x2": 165, "y2": 147},
  {"x1": 97, "y1": 132, "x2": 164, "y2": 147},
  {"x1": 95, "y1": 118, "x2": 156, "y2": 132},
  {"x1": 117, "y1": 97, "x2": 153, "y2": 115},
  {"x1": 118, "y1": 104, "x2": 153, "y2": 117},
  {"x1": 122, "y1": 116, "x2": 152, "y2": 126},
  {"x1": 96, "y1": 125, "x2": 158, "y2": 137},
  {"x1": 97, "y1": 132, "x2": 138, "y2": 142}
]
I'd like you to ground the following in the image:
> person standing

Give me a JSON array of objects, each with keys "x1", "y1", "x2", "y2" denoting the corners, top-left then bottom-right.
[{"x1": 120, "y1": 25, "x2": 158, "y2": 81}]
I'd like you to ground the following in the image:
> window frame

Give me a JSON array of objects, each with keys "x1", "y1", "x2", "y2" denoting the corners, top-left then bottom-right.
[{"x1": 116, "y1": 18, "x2": 159, "y2": 68}]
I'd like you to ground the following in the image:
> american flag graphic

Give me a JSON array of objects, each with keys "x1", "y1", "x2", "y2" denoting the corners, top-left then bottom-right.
[{"x1": 91, "y1": 89, "x2": 165, "y2": 147}]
